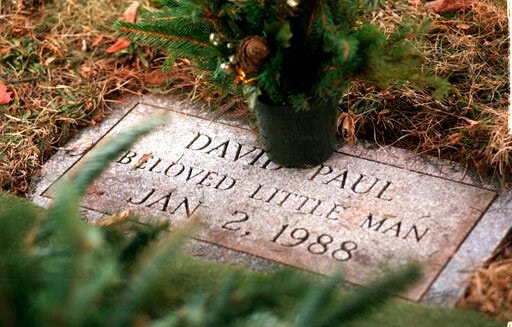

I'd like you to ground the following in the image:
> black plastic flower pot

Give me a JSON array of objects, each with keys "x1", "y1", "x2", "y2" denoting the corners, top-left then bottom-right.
[{"x1": 254, "y1": 96, "x2": 338, "y2": 168}]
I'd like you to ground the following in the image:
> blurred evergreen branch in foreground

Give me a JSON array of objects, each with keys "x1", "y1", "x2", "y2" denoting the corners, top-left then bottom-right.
[{"x1": 0, "y1": 118, "x2": 497, "y2": 327}]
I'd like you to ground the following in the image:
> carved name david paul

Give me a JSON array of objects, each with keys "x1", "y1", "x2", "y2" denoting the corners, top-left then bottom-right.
[
  {"x1": 185, "y1": 132, "x2": 281, "y2": 170},
  {"x1": 185, "y1": 132, "x2": 395, "y2": 201},
  {"x1": 309, "y1": 164, "x2": 395, "y2": 201},
  {"x1": 117, "y1": 151, "x2": 237, "y2": 190}
]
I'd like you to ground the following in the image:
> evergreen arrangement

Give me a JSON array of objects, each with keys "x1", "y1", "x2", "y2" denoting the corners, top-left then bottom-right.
[
  {"x1": 0, "y1": 117, "x2": 424, "y2": 326},
  {"x1": 116, "y1": 0, "x2": 430, "y2": 110}
]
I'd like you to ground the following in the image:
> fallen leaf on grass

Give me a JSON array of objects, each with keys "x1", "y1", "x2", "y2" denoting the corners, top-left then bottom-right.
[
  {"x1": 488, "y1": 52, "x2": 499, "y2": 63},
  {"x1": 107, "y1": 2, "x2": 139, "y2": 53},
  {"x1": 446, "y1": 132, "x2": 463, "y2": 145},
  {"x1": 378, "y1": 108, "x2": 392, "y2": 116},
  {"x1": 0, "y1": 47, "x2": 11, "y2": 56},
  {"x1": 337, "y1": 112, "x2": 356, "y2": 143},
  {"x1": 79, "y1": 63, "x2": 97, "y2": 78},
  {"x1": 91, "y1": 112, "x2": 106, "y2": 125},
  {"x1": 425, "y1": 0, "x2": 473, "y2": 13},
  {"x1": 107, "y1": 37, "x2": 132, "y2": 53},
  {"x1": 123, "y1": 1, "x2": 139, "y2": 23},
  {"x1": 0, "y1": 81, "x2": 14, "y2": 105},
  {"x1": 461, "y1": 117, "x2": 479, "y2": 127},
  {"x1": 44, "y1": 56, "x2": 56, "y2": 66},
  {"x1": 457, "y1": 23, "x2": 471, "y2": 30},
  {"x1": 144, "y1": 69, "x2": 171, "y2": 85}
]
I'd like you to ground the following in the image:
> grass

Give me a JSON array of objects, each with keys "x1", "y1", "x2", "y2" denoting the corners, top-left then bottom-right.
[
  {"x1": 0, "y1": 0, "x2": 244, "y2": 195},
  {"x1": 0, "y1": 0, "x2": 155, "y2": 195},
  {"x1": 458, "y1": 229, "x2": 512, "y2": 321},
  {"x1": 0, "y1": 0, "x2": 510, "y2": 321},
  {"x1": 340, "y1": 0, "x2": 510, "y2": 183}
]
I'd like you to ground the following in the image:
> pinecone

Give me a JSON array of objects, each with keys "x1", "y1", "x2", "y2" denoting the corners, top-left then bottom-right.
[{"x1": 236, "y1": 36, "x2": 270, "y2": 74}]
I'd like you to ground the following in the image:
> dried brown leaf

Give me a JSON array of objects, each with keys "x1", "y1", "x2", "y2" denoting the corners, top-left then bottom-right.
[
  {"x1": 123, "y1": 2, "x2": 139, "y2": 23},
  {"x1": 144, "y1": 69, "x2": 170, "y2": 85},
  {"x1": 0, "y1": 81, "x2": 14, "y2": 105},
  {"x1": 106, "y1": 37, "x2": 131, "y2": 53},
  {"x1": 457, "y1": 23, "x2": 471, "y2": 30},
  {"x1": 425, "y1": 0, "x2": 473, "y2": 13},
  {"x1": 378, "y1": 108, "x2": 392, "y2": 116},
  {"x1": 446, "y1": 132, "x2": 463, "y2": 145},
  {"x1": 337, "y1": 112, "x2": 356, "y2": 143}
]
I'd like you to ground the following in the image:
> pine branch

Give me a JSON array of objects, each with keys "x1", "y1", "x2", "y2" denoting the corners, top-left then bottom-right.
[
  {"x1": 318, "y1": 265, "x2": 421, "y2": 326},
  {"x1": 295, "y1": 273, "x2": 341, "y2": 327},
  {"x1": 158, "y1": 0, "x2": 180, "y2": 7},
  {"x1": 118, "y1": 26, "x2": 211, "y2": 49},
  {"x1": 258, "y1": 49, "x2": 284, "y2": 104},
  {"x1": 304, "y1": 0, "x2": 323, "y2": 47},
  {"x1": 162, "y1": 53, "x2": 177, "y2": 72},
  {"x1": 65, "y1": 261, "x2": 118, "y2": 326},
  {"x1": 194, "y1": 0, "x2": 223, "y2": 33},
  {"x1": 318, "y1": 1, "x2": 337, "y2": 37},
  {"x1": 138, "y1": 15, "x2": 190, "y2": 23},
  {"x1": 204, "y1": 275, "x2": 237, "y2": 324},
  {"x1": 288, "y1": 93, "x2": 311, "y2": 111},
  {"x1": 108, "y1": 230, "x2": 189, "y2": 327}
]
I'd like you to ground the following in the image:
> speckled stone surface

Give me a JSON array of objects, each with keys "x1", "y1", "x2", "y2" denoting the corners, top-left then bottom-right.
[{"x1": 31, "y1": 96, "x2": 511, "y2": 304}]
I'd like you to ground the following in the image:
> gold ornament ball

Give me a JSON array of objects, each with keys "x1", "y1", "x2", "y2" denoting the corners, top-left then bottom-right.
[
  {"x1": 220, "y1": 62, "x2": 233, "y2": 73},
  {"x1": 287, "y1": 0, "x2": 299, "y2": 7}
]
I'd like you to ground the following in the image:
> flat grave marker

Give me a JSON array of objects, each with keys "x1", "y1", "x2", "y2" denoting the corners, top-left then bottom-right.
[{"x1": 31, "y1": 97, "x2": 512, "y2": 304}]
